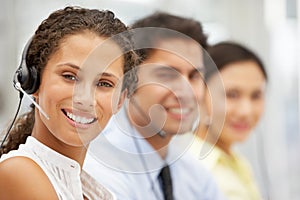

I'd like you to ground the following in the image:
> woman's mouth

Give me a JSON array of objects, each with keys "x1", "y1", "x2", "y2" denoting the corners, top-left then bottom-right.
[
  {"x1": 62, "y1": 109, "x2": 97, "y2": 125},
  {"x1": 230, "y1": 122, "x2": 251, "y2": 132}
]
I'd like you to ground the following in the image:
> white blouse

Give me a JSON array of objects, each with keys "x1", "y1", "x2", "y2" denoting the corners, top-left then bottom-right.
[{"x1": 0, "y1": 136, "x2": 115, "y2": 200}]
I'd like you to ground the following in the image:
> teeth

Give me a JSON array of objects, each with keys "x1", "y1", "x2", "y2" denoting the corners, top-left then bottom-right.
[
  {"x1": 169, "y1": 108, "x2": 189, "y2": 114},
  {"x1": 66, "y1": 111, "x2": 95, "y2": 124}
]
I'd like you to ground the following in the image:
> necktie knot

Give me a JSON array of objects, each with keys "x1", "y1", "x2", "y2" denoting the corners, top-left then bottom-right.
[{"x1": 159, "y1": 165, "x2": 173, "y2": 200}]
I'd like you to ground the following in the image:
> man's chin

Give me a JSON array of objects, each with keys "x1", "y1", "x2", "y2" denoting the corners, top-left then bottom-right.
[{"x1": 166, "y1": 128, "x2": 193, "y2": 136}]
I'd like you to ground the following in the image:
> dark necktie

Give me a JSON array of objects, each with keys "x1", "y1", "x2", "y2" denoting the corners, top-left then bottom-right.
[{"x1": 159, "y1": 165, "x2": 174, "y2": 200}]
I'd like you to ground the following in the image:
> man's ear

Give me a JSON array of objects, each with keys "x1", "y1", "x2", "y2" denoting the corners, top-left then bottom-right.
[
  {"x1": 204, "y1": 89, "x2": 212, "y2": 116},
  {"x1": 113, "y1": 89, "x2": 127, "y2": 114}
]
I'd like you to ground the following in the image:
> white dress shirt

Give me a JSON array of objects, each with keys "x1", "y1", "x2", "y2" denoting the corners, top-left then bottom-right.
[{"x1": 84, "y1": 106, "x2": 225, "y2": 200}]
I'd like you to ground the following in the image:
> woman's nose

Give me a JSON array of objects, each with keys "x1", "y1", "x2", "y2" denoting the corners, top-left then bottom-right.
[{"x1": 73, "y1": 82, "x2": 95, "y2": 109}]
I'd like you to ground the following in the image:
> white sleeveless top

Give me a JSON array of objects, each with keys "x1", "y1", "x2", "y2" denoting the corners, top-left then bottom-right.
[{"x1": 0, "y1": 136, "x2": 115, "y2": 200}]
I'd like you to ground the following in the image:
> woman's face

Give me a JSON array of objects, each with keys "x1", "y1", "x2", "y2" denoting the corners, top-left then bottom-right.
[
  {"x1": 206, "y1": 60, "x2": 266, "y2": 148},
  {"x1": 33, "y1": 32, "x2": 125, "y2": 147}
]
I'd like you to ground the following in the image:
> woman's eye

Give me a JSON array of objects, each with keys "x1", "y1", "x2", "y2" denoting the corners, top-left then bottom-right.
[
  {"x1": 226, "y1": 90, "x2": 239, "y2": 99},
  {"x1": 252, "y1": 91, "x2": 263, "y2": 100},
  {"x1": 62, "y1": 74, "x2": 77, "y2": 81},
  {"x1": 97, "y1": 81, "x2": 113, "y2": 88}
]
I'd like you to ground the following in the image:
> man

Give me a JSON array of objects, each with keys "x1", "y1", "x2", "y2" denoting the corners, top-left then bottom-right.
[{"x1": 84, "y1": 12, "x2": 224, "y2": 200}]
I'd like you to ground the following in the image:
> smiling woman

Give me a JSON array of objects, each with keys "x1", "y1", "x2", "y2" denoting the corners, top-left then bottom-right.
[
  {"x1": 35, "y1": 33, "x2": 127, "y2": 147},
  {"x1": 191, "y1": 41, "x2": 267, "y2": 200},
  {"x1": 0, "y1": 6, "x2": 138, "y2": 200}
]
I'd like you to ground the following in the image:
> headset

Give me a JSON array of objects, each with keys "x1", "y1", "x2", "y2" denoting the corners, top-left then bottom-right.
[
  {"x1": 129, "y1": 97, "x2": 166, "y2": 138},
  {"x1": 13, "y1": 37, "x2": 40, "y2": 95},
  {"x1": 0, "y1": 37, "x2": 46, "y2": 148},
  {"x1": 13, "y1": 38, "x2": 49, "y2": 119}
]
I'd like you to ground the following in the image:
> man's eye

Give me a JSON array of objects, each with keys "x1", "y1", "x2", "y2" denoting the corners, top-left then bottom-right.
[
  {"x1": 158, "y1": 73, "x2": 176, "y2": 79},
  {"x1": 155, "y1": 71, "x2": 179, "y2": 81},
  {"x1": 190, "y1": 71, "x2": 203, "y2": 81}
]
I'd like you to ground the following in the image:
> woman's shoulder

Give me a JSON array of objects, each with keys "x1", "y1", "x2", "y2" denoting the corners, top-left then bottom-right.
[{"x1": 0, "y1": 156, "x2": 58, "y2": 199}]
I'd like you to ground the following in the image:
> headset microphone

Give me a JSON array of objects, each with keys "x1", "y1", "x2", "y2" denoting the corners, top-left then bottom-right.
[
  {"x1": 14, "y1": 82, "x2": 49, "y2": 120},
  {"x1": 158, "y1": 130, "x2": 166, "y2": 138},
  {"x1": 129, "y1": 97, "x2": 166, "y2": 138},
  {"x1": 128, "y1": 97, "x2": 166, "y2": 199}
]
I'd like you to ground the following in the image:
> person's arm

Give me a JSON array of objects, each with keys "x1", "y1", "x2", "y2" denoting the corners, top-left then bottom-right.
[{"x1": 0, "y1": 156, "x2": 58, "y2": 200}]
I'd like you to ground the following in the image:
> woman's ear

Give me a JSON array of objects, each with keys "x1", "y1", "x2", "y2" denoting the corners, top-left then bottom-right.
[
  {"x1": 113, "y1": 89, "x2": 127, "y2": 114},
  {"x1": 32, "y1": 90, "x2": 39, "y2": 101}
]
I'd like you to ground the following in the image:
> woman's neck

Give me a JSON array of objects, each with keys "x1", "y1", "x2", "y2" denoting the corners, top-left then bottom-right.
[
  {"x1": 215, "y1": 140, "x2": 232, "y2": 155},
  {"x1": 195, "y1": 124, "x2": 232, "y2": 155},
  {"x1": 31, "y1": 129, "x2": 87, "y2": 167}
]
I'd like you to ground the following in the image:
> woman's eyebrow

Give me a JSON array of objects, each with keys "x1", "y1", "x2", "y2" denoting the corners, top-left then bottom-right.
[
  {"x1": 98, "y1": 72, "x2": 120, "y2": 81},
  {"x1": 57, "y1": 62, "x2": 81, "y2": 70},
  {"x1": 57, "y1": 63, "x2": 120, "y2": 80}
]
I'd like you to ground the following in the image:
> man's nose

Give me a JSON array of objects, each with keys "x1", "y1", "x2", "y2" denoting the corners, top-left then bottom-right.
[{"x1": 171, "y1": 76, "x2": 195, "y2": 104}]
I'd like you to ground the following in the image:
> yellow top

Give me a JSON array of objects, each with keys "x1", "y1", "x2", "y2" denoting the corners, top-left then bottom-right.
[{"x1": 187, "y1": 134, "x2": 262, "y2": 200}]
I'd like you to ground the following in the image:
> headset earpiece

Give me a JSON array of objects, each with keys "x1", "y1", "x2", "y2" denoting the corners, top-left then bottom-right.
[{"x1": 13, "y1": 37, "x2": 40, "y2": 94}]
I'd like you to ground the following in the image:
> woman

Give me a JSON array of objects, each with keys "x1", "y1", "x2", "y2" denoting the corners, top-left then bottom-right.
[
  {"x1": 0, "y1": 6, "x2": 137, "y2": 200},
  {"x1": 192, "y1": 42, "x2": 267, "y2": 200}
]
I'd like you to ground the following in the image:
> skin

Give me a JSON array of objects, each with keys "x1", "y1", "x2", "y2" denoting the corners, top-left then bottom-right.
[
  {"x1": 203, "y1": 60, "x2": 266, "y2": 154},
  {"x1": 0, "y1": 32, "x2": 126, "y2": 199},
  {"x1": 127, "y1": 38, "x2": 205, "y2": 157}
]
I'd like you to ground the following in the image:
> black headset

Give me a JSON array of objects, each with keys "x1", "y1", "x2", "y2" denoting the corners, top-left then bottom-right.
[
  {"x1": 13, "y1": 37, "x2": 40, "y2": 95},
  {"x1": 0, "y1": 38, "x2": 39, "y2": 148}
]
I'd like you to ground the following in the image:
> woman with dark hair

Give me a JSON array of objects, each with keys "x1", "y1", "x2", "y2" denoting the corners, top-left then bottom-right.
[
  {"x1": 0, "y1": 6, "x2": 137, "y2": 200},
  {"x1": 191, "y1": 41, "x2": 267, "y2": 200}
]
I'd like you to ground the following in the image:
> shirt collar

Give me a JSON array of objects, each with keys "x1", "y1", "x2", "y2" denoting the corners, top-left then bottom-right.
[{"x1": 26, "y1": 136, "x2": 81, "y2": 171}]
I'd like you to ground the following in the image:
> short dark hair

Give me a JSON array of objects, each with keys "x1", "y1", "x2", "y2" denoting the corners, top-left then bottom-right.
[{"x1": 130, "y1": 11, "x2": 208, "y2": 60}]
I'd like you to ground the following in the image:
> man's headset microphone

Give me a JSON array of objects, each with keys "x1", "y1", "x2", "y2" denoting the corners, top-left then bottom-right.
[{"x1": 0, "y1": 38, "x2": 49, "y2": 148}]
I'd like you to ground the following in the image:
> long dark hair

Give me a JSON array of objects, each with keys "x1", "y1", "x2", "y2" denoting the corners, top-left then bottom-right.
[
  {"x1": 0, "y1": 6, "x2": 138, "y2": 156},
  {"x1": 205, "y1": 41, "x2": 268, "y2": 81}
]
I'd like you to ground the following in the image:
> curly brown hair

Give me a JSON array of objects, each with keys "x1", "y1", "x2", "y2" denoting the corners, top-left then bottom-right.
[{"x1": 0, "y1": 6, "x2": 138, "y2": 156}]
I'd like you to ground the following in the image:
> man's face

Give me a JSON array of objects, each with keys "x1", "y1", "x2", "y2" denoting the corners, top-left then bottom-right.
[{"x1": 128, "y1": 38, "x2": 205, "y2": 137}]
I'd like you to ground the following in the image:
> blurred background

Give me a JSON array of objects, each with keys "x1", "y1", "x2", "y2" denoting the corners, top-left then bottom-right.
[{"x1": 0, "y1": 0, "x2": 299, "y2": 199}]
